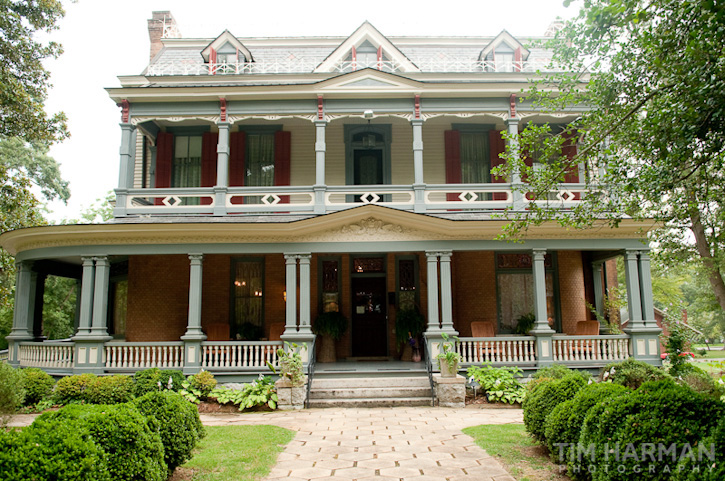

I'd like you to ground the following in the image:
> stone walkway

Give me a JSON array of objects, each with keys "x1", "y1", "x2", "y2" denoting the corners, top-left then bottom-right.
[{"x1": 201, "y1": 407, "x2": 524, "y2": 481}]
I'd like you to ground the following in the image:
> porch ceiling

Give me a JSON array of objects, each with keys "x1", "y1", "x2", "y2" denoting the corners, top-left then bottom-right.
[{"x1": 1, "y1": 205, "x2": 657, "y2": 257}]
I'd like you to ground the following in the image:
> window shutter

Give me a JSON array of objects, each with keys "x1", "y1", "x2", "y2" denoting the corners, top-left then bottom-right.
[
  {"x1": 154, "y1": 132, "x2": 173, "y2": 205},
  {"x1": 377, "y1": 46, "x2": 383, "y2": 70},
  {"x1": 444, "y1": 130, "x2": 461, "y2": 202},
  {"x1": 274, "y1": 130, "x2": 291, "y2": 204},
  {"x1": 352, "y1": 46, "x2": 357, "y2": 70},
  {"x1": 210, "y1": 47, "x2": 217, "y2": 75},
  {"x1": 200, "y1": 132, "x2": 218, "y2": 205},
  {"x1": 489, "y1": 130, "x2": 507, "y2": 201},
  {"x1": 514, "y1": 47, "x2": 522, "y2": 72},
  {"x1": 229, "y1": 131, "x2": 246, "y2": 204}
]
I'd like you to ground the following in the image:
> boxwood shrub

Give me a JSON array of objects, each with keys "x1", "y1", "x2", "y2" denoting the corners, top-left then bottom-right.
[
  {"x1": 37, "y1": 403, "x2": 166, "y2": 481},
  {"x1": 0, "y1": 362, "x2": 25, "y2": 414},
  {"x1": 189, "y1": 369, "x2": 217, "y2": 399},
  {"x1": 85, "y1": 375, "x2": 135, "y2": 404},
  {"x1": 599, "y1": 357, "x2": 668, "y2": 389},
  {"x1": 674, "y1": 363, "x2": 725, "y2": 400},
  {"x1": 672, "y1": 415, "x2": 725, "y2": 481},
  {"x1": 0, "y1": 415, "x2": 110, "y2": 480},
  {"x1": 523, "y1": 372, "x2": 589, "y2": 442},
  {"x1": 53, "y1": 373, "x2": 97, "y2": 404},
  {"x1": 533, "y1": 363, "x2": 582, "y2": 380},
  {"x1": 544, "y1": 382, "x2": 630, "y2": 461},
  {"x1": 20, "y1": 367, "x2": 55, "y2": 405},
  {"x1": 576, "y1": 379, "x2": 724, "y2": 481},
  {"x1": 133, "y1": 368, "x2": 185, "y2": 396},
  {"x1": 132, "y1": 390, "x2": 205, "y2": 474}
]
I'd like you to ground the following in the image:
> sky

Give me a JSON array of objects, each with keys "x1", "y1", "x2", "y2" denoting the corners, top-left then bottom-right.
[{"x1": 42, "y1": 0, "x2": 577, "y2": 221}]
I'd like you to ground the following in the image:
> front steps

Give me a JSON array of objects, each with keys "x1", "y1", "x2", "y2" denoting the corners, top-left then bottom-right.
[{"x1": 307, "y1": 367, "x2": 433, "y2": 408}]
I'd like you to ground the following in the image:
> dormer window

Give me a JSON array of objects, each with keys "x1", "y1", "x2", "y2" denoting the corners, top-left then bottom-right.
[
  {"x1": 479, "y1": 31, "x2": 529, "y2": 73},
  {"x1": 485, "y1": 43, "x2": 515, "y2": 72},
  {"x1": 201, "y1": 30, "x2": 253, "y2": 75}
]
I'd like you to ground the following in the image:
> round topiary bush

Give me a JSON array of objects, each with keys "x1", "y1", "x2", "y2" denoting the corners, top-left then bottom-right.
[
  {"x1": 133, "y1": 368, "x2": 185, "y2": 396},
  {"x1": 36, "y1": 403, "x2": 166, "y2": 481},
  {"x1": 20, "y1": 367, "x2": 55, "y2": 406},
  {"x1": 576, "y1": 379, "x2": 725, "y2": 481},
  {"x1": 533, "y1": 364, "x2": 582, "y2": 380},
  {"x1": 523, "y1": 372, "x2": 590, "y2": 442},
  {"x1": 672, "y1": 415, "x2": 725, "y2": 481},
  {"x1": 53, "y1": 373, "x2": 97, "y2": 404},
  {"x1": 674, "y1": 363, "x2": 725, "y2": 400},
  {"x1": 599, "y1": 357, "x2": 668, "y2": 389},
  {"x1": 544, "y1": 382, "x2": 631, "y2": 461},
  {"x1": 85, "y1": 375, "x2": 134, "y2": 404},
  {"x1": 0, "y1": 415, "x2": 111, "y2": 481},
  {"x1": 132, "y1": 390, "x2": 205, "y2": 474},
  {"x1": 0, "y1": 362, "x2": 25, "y2": 415}
]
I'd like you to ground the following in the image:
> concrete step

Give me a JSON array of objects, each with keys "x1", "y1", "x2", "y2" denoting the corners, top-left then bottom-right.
[
  {"x1": 311, "y1": 376, "x2": 430, "y2": 389},
  {"x1": 309, "y1": 386, "x2": 432, "y2": 400},
  {"x1": 307, "y1": 397, "x2": 433, "y2": 408}
]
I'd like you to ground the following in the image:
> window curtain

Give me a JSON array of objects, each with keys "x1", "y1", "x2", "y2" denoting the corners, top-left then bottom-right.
[
  {"x1": 460, "y1": 132, "x2": 489, "y2": 183},
  {"x1": 172, "y1": 136, "x2": 202, "y2": 188},
  {"x1": 246, "y1": 133, "x2": 275, "y2": 186},
  {"x1": 233, "y1": 260, "x2": 264, "y2": 340}
]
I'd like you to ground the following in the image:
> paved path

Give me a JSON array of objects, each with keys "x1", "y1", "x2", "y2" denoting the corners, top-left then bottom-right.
[{"x1": 201, "y1": 407, "x2": 524, "y2": 481}]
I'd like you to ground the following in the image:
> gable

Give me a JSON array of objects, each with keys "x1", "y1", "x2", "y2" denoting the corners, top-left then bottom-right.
[
  {"x1": 201, "y1": 30, "x2": 253, "y2": 62},
  {"x1": 314, "y1": 21, "x2": 419, "y2": 73},
  {"x1": 315, "y1": 69, "x2": 424, "y2": 93},
  {"x1": 478, "y1": 30, "x2": 530, "y2": 61}
]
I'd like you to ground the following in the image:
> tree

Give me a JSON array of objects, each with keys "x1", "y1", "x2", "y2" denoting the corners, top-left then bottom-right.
[
  {"x1": 0, "y1": 0, "x2": 68, "y2": 144},
  {"x1": 497, "y1": 0, "x2": 725, "y2": 314}
]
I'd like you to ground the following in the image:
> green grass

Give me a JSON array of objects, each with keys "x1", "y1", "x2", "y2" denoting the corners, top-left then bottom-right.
[
  {"x1": 693, "y1": 349, "x2": 725, "y2": 359},
  {"x1": 462, "y1": 424, "x2": 569, "y2": 481},
  {"x1": 179, "y1": 425, "x2": 295, "y2": 481}
]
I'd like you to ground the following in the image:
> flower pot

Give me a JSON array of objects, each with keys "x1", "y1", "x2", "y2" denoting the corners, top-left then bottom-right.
[
  {"x1": 400, "y1": 343, "x2": 413, "y2": 361},
  {"x1": 318, "y1": 335, "x2": 337, "y2": 363},
  {"x1": 412, "y1": 347, "x2": 422, "y2": 363},
  {"x1": 439, "y1": 359, "x2": 459, "y2": 378}
]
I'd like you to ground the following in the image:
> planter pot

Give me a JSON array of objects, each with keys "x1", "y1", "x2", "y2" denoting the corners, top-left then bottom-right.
[
  {"x1": 275, "y1": 378, "x2": 307, "y2": 410},
  {"x1": 400, "y1": 343, "x2": 413, "y2": 361},
  {"x1": 317, "y1": 335, "x2": 337, "y2": 363},
  {"x1": 412, "y1": 347, "x2": 422, "y2": 363},
  {"x1": 439, "y1": 359, "x2": 459, "y2": 378}
]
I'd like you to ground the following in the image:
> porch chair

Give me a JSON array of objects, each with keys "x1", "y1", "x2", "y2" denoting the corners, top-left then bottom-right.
[
  {"x1": 206, "y1": 323, "x2": 230, "y2": 341},
  {"x1": 570, "y1": 320, "x2": 600, "y2": 359},
  {"x1": 470, "y1": 321, "x2": 501, "y2": 361}
]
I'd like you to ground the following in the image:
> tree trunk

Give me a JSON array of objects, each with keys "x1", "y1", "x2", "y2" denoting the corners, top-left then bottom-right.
[{"x1": 690, "y1": 207, "x2": 725, "y2": 312}]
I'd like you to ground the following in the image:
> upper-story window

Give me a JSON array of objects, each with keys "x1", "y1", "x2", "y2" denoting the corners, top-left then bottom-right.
[
  {"x1": 341, "y1": 40, "x2": 392, "y2": 72},
  {"x1": 246, "y1": 132, "x2": 275, "y2": 186},
  {"x1": 485, "y1": 44, "x2": 515, "y2": 72},
  {"x1": 172, "y1": 135, "x2": 202, "y2": 187}
]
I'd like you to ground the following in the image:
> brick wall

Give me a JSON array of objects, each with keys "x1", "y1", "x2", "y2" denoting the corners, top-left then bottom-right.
[
  {"x1": 557, "y1": 251, "x2": 588, "y2": 334},
  {"x1": 451, "y1": 251, "x2": 498, "y2": 336}
]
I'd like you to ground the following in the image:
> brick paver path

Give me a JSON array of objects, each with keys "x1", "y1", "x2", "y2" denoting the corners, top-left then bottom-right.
[{"x1": 201, "y1": 407, "x2": 523, "y2": 481}]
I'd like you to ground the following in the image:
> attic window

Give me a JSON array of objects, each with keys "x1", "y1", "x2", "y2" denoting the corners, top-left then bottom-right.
[
  {"x1": 483, "y1": 42, "x2": 524, "y2": 73},
  {"x1": 342, "y1": 40, "x2": 391, "y2": 72}
]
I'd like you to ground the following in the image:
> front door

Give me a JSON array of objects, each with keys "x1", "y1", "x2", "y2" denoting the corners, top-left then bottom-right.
[{"x1": 351, "y1": 276, "x2": 388, "y2": 357}]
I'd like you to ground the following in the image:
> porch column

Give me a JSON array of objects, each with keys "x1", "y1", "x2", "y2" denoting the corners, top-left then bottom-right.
[
  {"x1": 438, "y1": 251, "x2": 457, "y2": 334},
  {"x1": 425, "y1": 252, "x2": 441, "y2": 332},
  {"x1": 214, "y1": 121, "x2": 230, "y2": 215},
  {"x1": 89, "y1": 257, "x2": 112, "y2": 339},
  {"x1": 298, "y1": 254, "x2": 312, "y2": 334},
  {"x1": 624, "y1": 249, "x2": 662, "y2": 364},
  {"x1": 6, "y1": 261, "x2": 35, "y2": 366},
  {"x1": 505, "y1": 110, "x2": 525, "y2": 210},
  {"x1": 592, "y1": 262, "x2": 605, "y2": 320},
  {"x1": 314, "y1": 120, "x2": 328, "y2": 214},
  {"x1": 623, "y1": 249, "x2": 643, "y2": 327},
  {"x1": 32, "y1": 272, "x2": 47, "y2": 341},
  {"x1": 182, "y1": 254, "x2": 206, "y2": 374},
  {"x1": 411, "y1": 118, "x2": 426, "y2": 213},
  {"x1": 114, "y1": 122, "x2": 136, "y2": 217},
  {"x1": 531, "y1": 249, "x2": 555, "y2": 367},
  {"x1": 284, "y1": 254, "x2": 298, "y2": 332},
  {"x1": 149, "y1": 144, "x2": 157, "y2": 189},
  {"x1": 75, "y1": 257, "x2": 96, "y2": 337}
]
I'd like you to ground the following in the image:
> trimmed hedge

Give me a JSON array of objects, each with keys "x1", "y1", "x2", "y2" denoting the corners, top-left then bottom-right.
[
  {"x1": 0, "y1": 362, "x2": 25, "y2": 414},
  {"x1": 523, "y1": 373, "x2": 589, "y2": 442},
  {"x1": 544, "y1": 382, "x2": 630, "y2": 461},
  {"x1": 132, "y1": 390, "x2": 205, "y2": 474},
  {"x1": 20, "y1": 367, "x2": 55, "y2": 405},
  {"x1": 674, "y1": 363, "x2": 725, "y2": 400},
  {"x1": 0, "y1": 415, "x2": 110, "y2": 481},
  {"x1": 599, "y1": 357, "x2": 668, "y2": 389},
  {"x1": 533, "y1": 364, "x2": 583, "y2": 380},
  {"x1": 575, "y1": 379, "x2": 724, "y2": 481},
  {"x1": 133, "y1": 368, "x2": 185, "y2": 396},
  {"x1": 53, "y1": 372, "x2": 97, "y2": 404},
  {"x1": 85, "y1": 375, "x2": 135, "y2": 404},
  {"x1": 37, "y1": 403, "x2": 166, "y2": 481},
  {"x1": 672, "y1": 415, "x2": 725, "y2": 481}
]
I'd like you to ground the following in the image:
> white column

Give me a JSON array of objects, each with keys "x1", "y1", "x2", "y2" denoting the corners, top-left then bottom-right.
[
  {"x1": 75, "y1": 257, "x2": 96, "y2": 336},
  {"x1": 298, "y1": 254, "x2": 312, "y2": 334},
  {"x1": 592, "y1": 262, "x2": 605, "y2": 318},
  {"x1": 505, "y1": 116, "x2": 524, "y2": 210},
  {"x1": 114, "y1": 123, "x2": 136, "y2": 216},
  {"x1": 425, "y1": 251, "x2": 440, "y2": 331},
  {"x1": 624, "y1": 249, "x2": 643, "y2": 327},
  {"x1": 438, "y1": 251, "x2": 457, "y2": 334},
  {"x1": 638, "y1": 250, "x2": 656, "y2": 325},
  {"x1": 412, "y1": 119, "x2": 426, "y2": 213},
  {"x1": 284, "y1": 255, "x2": 298, "y2": 332},
  {"x1": 182, "y1": 254, "x2": 206, "y2": 340},
  {"x1": 216, "y1": 122, "x2": 230, "y2": 187},
  {"x1": 90, "y1": 256, "x2": 112, "y2": 339},
  {"x1": 531, "y1": 249, "x2": 554, "y2": 333},
  {"x1": 314, "y1": 120, "x2": 327, "y2": 214}
]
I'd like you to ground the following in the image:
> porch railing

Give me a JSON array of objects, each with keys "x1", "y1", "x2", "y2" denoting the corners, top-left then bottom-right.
[
  {"x1": 200, "y1": 341, "x2": 283, "y2": 369},
  {"x1": 458, "y1": 336, "x2": 538, "y2": 364},
  {"x1": 18, "y1": 341, "x2": 74, "y2": 369},
  {"x1": 105, "y1": 342, "x2": 185, "y2": 369},
  {"x1": 552, "y1": 335, "x2": 631, "y2": 363},
  {"x1": 0, "y1": 349, "x2": 8, "y2": 362},
  {"x1": 118, "y1": 183, "x2": 588, "y2": 217}
]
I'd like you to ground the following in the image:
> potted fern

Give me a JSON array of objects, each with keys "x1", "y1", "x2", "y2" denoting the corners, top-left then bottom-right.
[
  {"x1": 312, "y1": 311, "x2": 348, "y2": 363},
  {"x1": 436, "y1": 333, "x2": 462, "y2": 378}
]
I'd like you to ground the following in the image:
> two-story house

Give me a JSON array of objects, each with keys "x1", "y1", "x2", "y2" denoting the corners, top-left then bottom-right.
[{"x1": 1, "y1": 12, "x2": 661, "y2": 385}]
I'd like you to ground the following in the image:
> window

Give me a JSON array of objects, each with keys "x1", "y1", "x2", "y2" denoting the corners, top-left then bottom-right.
[
  {"x1": 319, "y1": 257, "x2": 341, "y2": 313},
  {"x1": 172, "y1": 135, "x2": 202, "y2": 187},
  {"x1": 495, "y1": 253, "x2": 560, "y2": 333},
  {"x1": 396, "y1": 256, "x2": 418, "y2": 311},
  {"x1": 445, "y1": 125, "x2": 506, "y2": 202},
  {"x1": 460, "y1": 131, "x2": 490, "y2": 184},
  {"x1": 231, "y1": 258, "x2": 264, "y2": 340},
  {"x1": 245, "y1": 133, "x2": 275, "y2": 187}
]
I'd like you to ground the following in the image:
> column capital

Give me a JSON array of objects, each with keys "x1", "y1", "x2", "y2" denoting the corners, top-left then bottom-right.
[
  {"x1": 624, "y1": 248, "x2": 640, "y2": 260},
  {"x1": 216, "y1": 121, "x2": 231, "y2": 128},
  {"x1": 411, "y1": 118, "x2": 425, "y2": 126},
  {"x1": 298, "y1": 254, "x2": 312, "y2": 264},
  {"x1": 532, "y1": 248, "x2": 547, "y2": 260},
  {"x1": 314, "y1": 119, "x2": 328, "y2": 127},
  {"x1": 505, "y1": 117, "x2": 519, "y2": 127},
  {"x1": 188, "y1": 253, "x2": 204, "y2": 263},
  {"x1": 93, "y1": 256, "x2": 110, "y2": 266},
  {"x1": 15, "y1": 260, "x2": 32, "y2": 271},
  {"x1": 425, "y1": 250, "x2": 452, "y2": 259},
  {"x1": 119, "y1": 122, "x2": 136, "y2": 131}
]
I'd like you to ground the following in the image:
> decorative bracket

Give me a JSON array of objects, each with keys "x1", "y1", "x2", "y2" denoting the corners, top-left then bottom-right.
[
  {"x1": 219, "y1": 98, "x2": 227, "y2": 122},
  {"x1": 118, "y1": 99, "x2": 130, "y2": 123}
]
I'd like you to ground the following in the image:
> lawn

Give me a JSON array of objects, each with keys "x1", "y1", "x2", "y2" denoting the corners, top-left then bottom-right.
[
  {"x1": 174, "y1": 425, "x2": 295, "y2": 481},
  {"x1": 463, "y1": 424, "x2": 570, "y2": 481}
]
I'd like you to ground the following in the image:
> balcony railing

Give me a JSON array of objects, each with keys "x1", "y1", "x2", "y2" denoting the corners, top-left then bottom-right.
[
  {"x1": 117, "y1": 183, "x2": 588, "y2": 217},
  {"x1": 18, "y1": 341, "x2": 74, "y2": 370},
  {"x1": 145, "y1": 57, "x2": 563, "y2": 76}
]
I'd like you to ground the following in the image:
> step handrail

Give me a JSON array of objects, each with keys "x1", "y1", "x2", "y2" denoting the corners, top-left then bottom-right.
[
  {"x1": 422, "y1": 339, "x2": 436, "y2": 407},
  {"x1": 305, "y1": 337, "x2": 317, "y2": 409}
]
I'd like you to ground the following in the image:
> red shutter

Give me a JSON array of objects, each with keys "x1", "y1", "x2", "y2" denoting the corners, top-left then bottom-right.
[
  {"x1": 514, "y1": 47, "x2": 522, "y2": 72},
  {"x1": 352, "y1": 46, "x2": 357, "y2": 71},
  {"x1": 155, "y1": 132, "x2": 173, "y2": 205},
  {"x1": 489, "y1": 130, "x2": 507, "y2": 201},
  {"x1": 274, "y1": 130, "x2": 291, "y2": 204},
  {"x1": 200, "y1": 132, "x2": 218, "y2": 205},
  {"x1": 209, "y1": 47, "x2": 217, "y2": 75},
  {"x1": 377, "y1": 46, "x2": 383, "y2": 70},
  {"x1": 444, "y1": 130, "x2": 461, "y2": 202},
  {"x1": 229, "y1": 131, "x2": 246, "y2": 204},
  {"x1": 562, "y1": 130, "x2": 580, "y2": 199}
]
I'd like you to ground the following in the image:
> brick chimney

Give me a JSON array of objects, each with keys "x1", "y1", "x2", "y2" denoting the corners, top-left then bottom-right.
[{"x1": 148, "y1": 11, "x2": 180, "y2": 63}]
